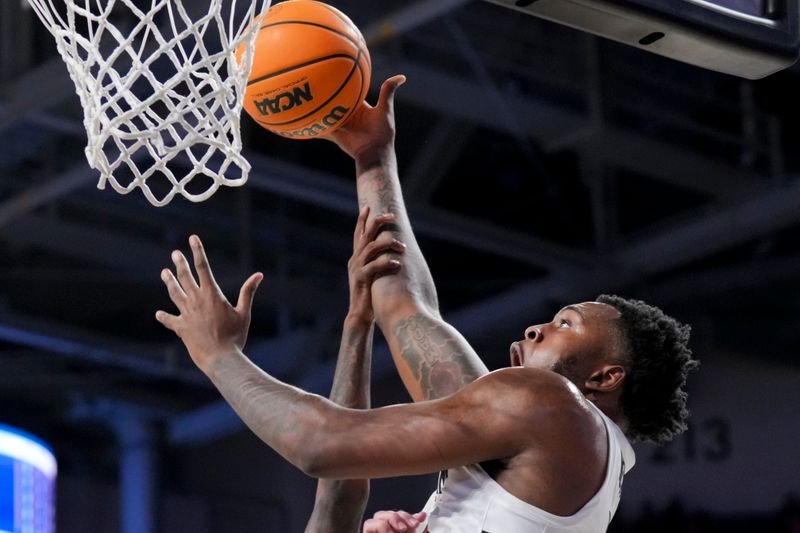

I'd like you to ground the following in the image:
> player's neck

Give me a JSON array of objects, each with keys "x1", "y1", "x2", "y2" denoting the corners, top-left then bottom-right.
[{"x1": 590, "y1": 395, "x2": 629, "y2": 433}]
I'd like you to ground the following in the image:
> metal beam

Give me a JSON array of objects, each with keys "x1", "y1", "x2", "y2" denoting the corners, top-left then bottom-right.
[
  {"x1": 247, "y1": 153, "x2": 590, "y2": 270},
  {"x1": 371, "y1": 51, "x2": 586, "y2": 144},
  {"x1": 1, "y1": 213, "x2": 190, "y2": 275},
  {"x1": 403, "y1": 116, "x2": 473, "y2": 202},
  {"x1": 2, "y1": 141, "x2": 590, "y2": 274},
  {"x1": 616, "y1": 176, "x2": 800, "y2": 274},
  {"x1": 416, "y1": 206, "x2": 597, "y2": 270},
  {"x1": 583, "y1": 128, "x2": 764, "y2": 199},
  {"x1": 3, "y1": 48, "x2": 767, "y2": 210},
  {"x1": 369, "y1": 51, "x2": 765, "y2": 199},
  {"x1": 0, "y1": 163, "x2": 98, "y2": 228},
  {"x1": 645, "y1": 253, "x2": 800, "y2": 306},
  {"x1": 0, "y1": 310, "x2": 207, "y2": 386}
]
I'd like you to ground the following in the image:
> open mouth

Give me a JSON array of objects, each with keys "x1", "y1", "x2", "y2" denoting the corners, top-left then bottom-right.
[{"x1": 510, "y1": 342, "x2": 522, "y2": 367}]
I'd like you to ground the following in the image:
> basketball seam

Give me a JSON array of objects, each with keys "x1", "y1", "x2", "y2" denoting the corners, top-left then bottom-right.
[
  {"x1": 260, "y1": 20, "x2": 369, "y2": 64},
  {"x1": 254, "y1": 47, "x2": 364, "y2": 128},
  {"x1": 335, "y1": 48, "x2": 367, "y2": 129},
  {"x1": 248, "y1": 53, "x2": 354, "y2": 86},
  {"x1": 315, "y1": 2, "x2": 363, "y2": 39}
]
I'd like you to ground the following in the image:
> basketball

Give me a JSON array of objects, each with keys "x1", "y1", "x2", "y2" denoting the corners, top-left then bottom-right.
[{"x1": 238, "y1": 0, "x2": 371, "y2": 140}]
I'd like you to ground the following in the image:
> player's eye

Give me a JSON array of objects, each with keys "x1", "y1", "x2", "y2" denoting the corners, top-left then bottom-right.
[{"x1": 558, "y1": 319, "x2": 571, "y2": 328}]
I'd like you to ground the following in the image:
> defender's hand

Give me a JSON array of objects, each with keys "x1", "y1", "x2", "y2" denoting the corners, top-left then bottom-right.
[
  {"x1": 325, "y1": 75, "x2": 406, "y2": 164},
  {"x1": 363, "y1": 510, "x2": 426, "y2": 533},
  {"x1": 348, "y1": 205, "x2": 405, "y2": 323},
  {"x1": 155, "y1": 235, "x2": 262, "y2": 373}
]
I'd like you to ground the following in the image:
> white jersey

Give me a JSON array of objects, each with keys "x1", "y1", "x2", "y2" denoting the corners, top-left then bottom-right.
[{"x1": 416, "y1": 406, "x2": 635, "y2": 532}]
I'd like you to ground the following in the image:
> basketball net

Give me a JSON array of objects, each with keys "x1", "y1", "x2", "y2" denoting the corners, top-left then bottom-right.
[{"x1": 25, "y1": 0, "x2": 271, "y2": 206}]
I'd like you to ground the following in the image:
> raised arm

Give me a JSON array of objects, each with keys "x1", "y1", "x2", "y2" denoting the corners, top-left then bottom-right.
[
  {"x1": 305, "y1": 208, "x2": 403, "y2": 533},
  {"x1": 154, "y1": 236, "x2": 588, "y2": 480},
  {"x1": 328, "y1": 77, "x2": 489, "y2": 401}
]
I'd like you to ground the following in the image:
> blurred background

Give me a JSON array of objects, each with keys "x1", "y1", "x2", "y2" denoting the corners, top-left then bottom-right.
[{"x1": 1, "y1": 0, "x2": 799, "y2": 531}]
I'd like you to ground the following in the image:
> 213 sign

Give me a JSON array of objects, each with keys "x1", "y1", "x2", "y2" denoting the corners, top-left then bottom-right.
[{"x1": 650, "y1": 417, "x2": 732, "y2": 464}]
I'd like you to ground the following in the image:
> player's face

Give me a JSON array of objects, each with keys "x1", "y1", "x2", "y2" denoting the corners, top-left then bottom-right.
[{"x1": 509, "y1": 302, "x2": 623, "y2": 385}]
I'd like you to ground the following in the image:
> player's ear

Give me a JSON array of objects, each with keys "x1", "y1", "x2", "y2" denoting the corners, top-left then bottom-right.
[{"x1": 585, "y1": 364, "x2": 626, "y2": 393}]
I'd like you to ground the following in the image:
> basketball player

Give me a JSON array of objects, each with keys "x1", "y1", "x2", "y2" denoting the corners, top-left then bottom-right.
[
  {"x1": 323, "y1": 75, "x2": 700, "y2": 531},
  {"x1": 155, "y1": 77, "x2": 698, "y2": 533}
]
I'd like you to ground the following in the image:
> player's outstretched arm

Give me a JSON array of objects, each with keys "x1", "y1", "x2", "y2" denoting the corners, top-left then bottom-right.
[
  {"x1": 305, "y1": 208, "x2": 404, "y2": 533},
  {"x1": 327, "y1": 76, "x2": 489, "y2": 402},
  {"x1": 154, "y1": 235, "x2": 593, "y2": 480}
]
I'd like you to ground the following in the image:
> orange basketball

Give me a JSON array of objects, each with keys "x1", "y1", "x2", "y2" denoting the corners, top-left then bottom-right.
[{"x1": 238, "y1": 0, "x2": 371, "y2": 139}]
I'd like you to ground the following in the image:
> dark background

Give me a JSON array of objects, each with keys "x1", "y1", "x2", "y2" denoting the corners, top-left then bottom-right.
[{"x1": 1, "y1": 0, "x2": 799, "y2": 531}]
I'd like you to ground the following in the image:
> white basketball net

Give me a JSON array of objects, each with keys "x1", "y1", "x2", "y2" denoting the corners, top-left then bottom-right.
[{"x1": 25, "y1": 0, "x2": 271, "y2": 206}]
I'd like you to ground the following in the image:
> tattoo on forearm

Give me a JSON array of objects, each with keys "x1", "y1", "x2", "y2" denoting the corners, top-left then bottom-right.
[
  {"x1": 361, "y1": 171, "x2": 402, "y2": 217},
  {"x1": 393, "y1": 314, "x2": 478, "y2": 400},
  {"x1": 210, "y1": 357, "x2": 307, "y2": 458},
  {"x1": 329, "y1": 325, "x2": 371, "y2": 408}
]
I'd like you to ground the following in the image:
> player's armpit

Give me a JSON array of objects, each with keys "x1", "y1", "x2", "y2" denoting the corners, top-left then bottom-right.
[{"x1": 303, "y1": 367, "x2": 586, "y2": 480}]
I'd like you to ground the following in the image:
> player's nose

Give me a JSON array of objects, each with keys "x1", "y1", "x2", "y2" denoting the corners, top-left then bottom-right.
[{"x1": 524, "y1": 325, "x2": 541, "y2": 341}]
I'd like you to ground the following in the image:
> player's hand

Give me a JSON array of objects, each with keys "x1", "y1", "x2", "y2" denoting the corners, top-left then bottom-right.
[
  {"x1": 325, "y1": 75, "x2": 406, "y2": 165},
  {"x1": 348, "y1": 205, "x2": 405, "y2": 323},
  {"x1": 363, "y1": 510, "x2": 426, "y2": 533},
  {"x1": 155, "y1": 235, "x2": 262, "y2": 374}
]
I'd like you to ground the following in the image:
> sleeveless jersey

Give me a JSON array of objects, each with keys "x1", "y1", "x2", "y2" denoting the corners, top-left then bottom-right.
[{"x1": 415, "y1": 406, "x2": 635, "y2": 532}]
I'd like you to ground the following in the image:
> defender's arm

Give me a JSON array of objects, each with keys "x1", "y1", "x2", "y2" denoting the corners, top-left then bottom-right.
[
  {"x1": 304, "y1": 316, "x2": 374, "y2": 533},
  {"x1": 305, "y1": 208, "x2": 403, "y2": 533}
]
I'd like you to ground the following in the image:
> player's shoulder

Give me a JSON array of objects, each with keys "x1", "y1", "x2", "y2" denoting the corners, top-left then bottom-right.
[
  {"x1": 474, "y1": 366, "x2": 582, "y2": 399},
  {"x1": 471, "y1": 367, "x2": 599, "y2": 427}
]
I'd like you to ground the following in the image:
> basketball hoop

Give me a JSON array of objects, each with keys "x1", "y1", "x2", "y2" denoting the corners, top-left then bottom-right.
[{"x1": 25, "y1": 0, "x2": 271, "y2": 206}]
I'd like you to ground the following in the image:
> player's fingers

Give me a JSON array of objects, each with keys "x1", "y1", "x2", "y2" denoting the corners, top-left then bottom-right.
[
  {"x1": 370, "y1": 511, "x2": 415, "y2": 524},
  {"x1": 387, "y1": 510, "x2": 418, "y2": 529},
  {"x1": 171, "y1": 250, "x2": 199, "y2": 293},
  {"x1": 365, "y1": 511, "x2": 414, "y2": 532},
  {"x1": 154, "y1": 310, "x2": 180, "y2": 335},
  {"x1": 236, "y1": 272, "x2": 263, "y2": 313},
  {"x1": 361, "y1": 234, "x2": 406, "y2": 264},
  {"x1": 362, "y1": 519, "x2": 392, "y2": 533},
  {"x1": 377, "y1": 74, "x2": 406, "y2": 113},
  {"x1": 189, "y1": 235, "x2": 218, "y2": 289},
  {"x1": 362, "y1": 212, "x2": 396, "y2": 246},
  {"x1": 361, "y1": 255, "x2": 401, "y2": 280},
  {"x1": 361, "y1": 250, "x2": 403, "y2": 276},
  {"x1": 161, "y1": 268, "x2": 187, "y2": 306},
  {"x1": 362, "y1": 518, "x2": 387, "y2": 533},
  {"x1": 354, "y1": 205, "x2": 370, "y2": 250}
]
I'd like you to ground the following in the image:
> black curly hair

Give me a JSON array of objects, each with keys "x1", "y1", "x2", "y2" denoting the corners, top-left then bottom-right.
[{"x1": 596, "y1": 294, "x2": 699, "y2": 444}]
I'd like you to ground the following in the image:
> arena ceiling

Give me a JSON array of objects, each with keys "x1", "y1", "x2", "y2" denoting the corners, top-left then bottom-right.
[{"x1": 1, "y1": 0, "x2": 799, "y2": 471}]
